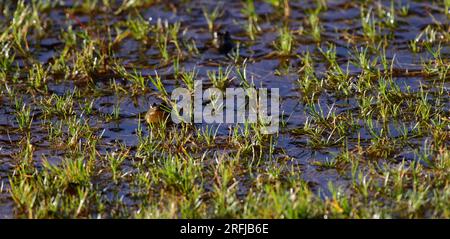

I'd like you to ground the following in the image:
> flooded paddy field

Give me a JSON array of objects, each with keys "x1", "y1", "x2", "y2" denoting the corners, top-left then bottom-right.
[{"x1": 0, "y1": 0, "x2": 449, "y2": 218}]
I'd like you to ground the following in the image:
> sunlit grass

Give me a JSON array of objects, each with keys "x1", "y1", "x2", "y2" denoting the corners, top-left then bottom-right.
[{"x1": 0, "y1": 0, "x2": 449, "y2": 219}]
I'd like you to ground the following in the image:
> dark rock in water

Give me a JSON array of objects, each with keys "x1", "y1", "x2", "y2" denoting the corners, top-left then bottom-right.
[{"x1": 214, "y1": 31, "x2": 234, "y2": 54}]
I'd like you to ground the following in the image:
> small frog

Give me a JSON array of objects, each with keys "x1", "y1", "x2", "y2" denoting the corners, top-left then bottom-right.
[
  {"x1": 213, "y1": 31, "x2": 235, "y2": 54},
  {"x1": 145, "y1": 103, "x2": 170, "y2": 124}
]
